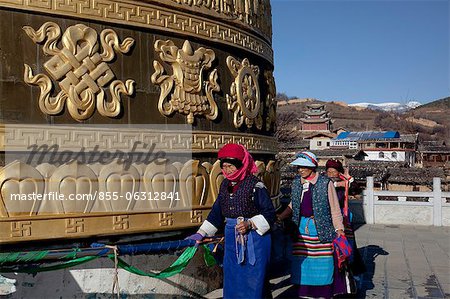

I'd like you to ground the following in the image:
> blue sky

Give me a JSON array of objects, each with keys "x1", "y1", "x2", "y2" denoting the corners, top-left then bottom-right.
[{"x1": 272, "y1": 0, "x2": 450, "y2": 104}]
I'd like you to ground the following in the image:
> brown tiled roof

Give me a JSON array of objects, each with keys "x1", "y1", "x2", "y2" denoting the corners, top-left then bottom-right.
[
  {"x1": 314, "y1": 149, "x2": 365, "y2": 158},
  {"x1": 399, "y1": 134, "x2": 419, "y2": 143},
  {"x1": 303, "y1": 132, "x2": 336, "y2": 139},
  {"x1": 418, "y1": 145, "x2": 450, "y2": 153},
  {"x1": 421, "y1": 140, "x2": 446, "y2": 146},
  {"x1": 357, "y1": 134, "x2": 418, "y2": 144},
  {"x1": 307, "y1": 103, "x2": 325, "y2": 109},
  {"x1": 332, "y1": 127, "x2": 349, "y2": 133},
  {"x1": 348, "y1": 161, "x2": 406, "y2": 182},
  {"x1": 295, "y1": 131, "x2": 331, "y2": 139},
  {"x1": 305, "y1": 111, "x2": 328, "y2": 117},
  {"x1": 279, "y1": 140, "x2": 310, "y2": 150},
  {"x1": 385, "y1": 167, "x2": 445, "y2": 184},
  {"x1": 300, "y1": 118, "x2": 331, "y2": 123},
  {"x1": 347, "y1": 160, "x2": 445, "y2": 185}
]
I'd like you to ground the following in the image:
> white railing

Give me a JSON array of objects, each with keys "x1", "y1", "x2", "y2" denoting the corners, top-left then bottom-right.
[{"x1": 361, "y1": 177, "x2": 450, "y2": 226}]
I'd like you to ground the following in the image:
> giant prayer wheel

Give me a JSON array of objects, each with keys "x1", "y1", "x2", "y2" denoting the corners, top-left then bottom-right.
[{"x1": 0, "y1": 0, "x2": 279, "y2": 244}]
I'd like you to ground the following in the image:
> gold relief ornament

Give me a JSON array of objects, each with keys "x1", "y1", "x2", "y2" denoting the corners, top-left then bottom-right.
[
  {"x1": 65, "y1": 218, "x2": 85, "y2": 233},
  {"x1": 11, "y1": 221, "x2": 32, "y2": 238},
  {"x1": 169, "y1": 0, "x2": 273, "y2": 38},
  {"x1": 264, "y1": 70, "x2": 277, "y2": 131},
  {"x1": 190, "y1": 210, "x2": 203, "y2": 224},
  {"x1": 226, "y1": 56, "x2": 262, "y2": 129},
  {"x1": 23, "y1": 22, "x2": 135, "y2": 121},
  {"x1": 151, "y1": 40, "x2": 220, "y2": 124},
  {"x1": 113, "y1": 215, "x2": 130, "y2": 230}
]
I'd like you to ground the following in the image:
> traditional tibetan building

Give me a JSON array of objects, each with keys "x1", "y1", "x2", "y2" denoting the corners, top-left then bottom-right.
[
  {"x1": 418, "y1": 144, "x2": 450, "y2": 168},
  {"x1": 299, "y1": 103, "x2": 333, "y2": 131}
]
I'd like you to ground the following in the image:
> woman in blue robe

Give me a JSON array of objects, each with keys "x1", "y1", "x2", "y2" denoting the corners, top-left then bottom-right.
[{"x1": 188, "y1": 143, "x2": 276, "y2": 299}]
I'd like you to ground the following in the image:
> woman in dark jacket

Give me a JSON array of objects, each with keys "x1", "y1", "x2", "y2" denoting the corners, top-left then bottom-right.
[
  {"x1": 188, "y1": 143, "x2": 276, "y2": 299},
  {"x1": 326, "y1": 159, "x2": 366, "y2": 279}
]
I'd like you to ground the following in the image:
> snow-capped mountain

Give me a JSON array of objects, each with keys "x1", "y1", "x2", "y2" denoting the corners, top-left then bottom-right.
[{"x1": 349, "y1": 101, "x2": 421, "y2": 112}]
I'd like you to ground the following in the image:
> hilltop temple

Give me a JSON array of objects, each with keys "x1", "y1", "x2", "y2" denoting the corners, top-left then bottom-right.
[{"x1": 300, "y1": 103, "x2": 333, "y2": 131}]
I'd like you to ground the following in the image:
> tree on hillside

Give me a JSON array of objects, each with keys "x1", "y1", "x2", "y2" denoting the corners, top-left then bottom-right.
[
  {"x1": 276, "y1": 92, "x2": 289, "y2": 102},
  {"x1": 276, "y1": 111, "x2": 297, "y2": 142},
  {"x1": 374, "y1": 112, "x2": 413, "y2": 132}
]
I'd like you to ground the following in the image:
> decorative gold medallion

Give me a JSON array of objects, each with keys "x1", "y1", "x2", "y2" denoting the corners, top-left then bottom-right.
[
  {"x1": 23, "y1": 22, "x2": 135, "y2": 121},
  {"x1": 226, "y1": 56, "x2": 262, "y2": 129},
  {"x1": 151, "y1": 40, "x2": 219, "y2": 124},
  {"x1": 264, "y1": 70, "x2": 277, "y2": 131}
]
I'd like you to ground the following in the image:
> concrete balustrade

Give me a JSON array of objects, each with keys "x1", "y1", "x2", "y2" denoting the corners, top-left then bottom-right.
[{"x1": 351, "y1": 177, "x2": 450, "y2": 226}]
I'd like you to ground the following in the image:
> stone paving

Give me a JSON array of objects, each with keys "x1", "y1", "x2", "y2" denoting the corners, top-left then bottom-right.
[
  {"x1": 269, "y1": 224, "x2": 450, "y2": 299},
  {"x1": 354, "y1": 224, "x2": 450, "y2": 299},
  {"x1": 207, "y1": 224, "x2": 450, "y2": 299}
]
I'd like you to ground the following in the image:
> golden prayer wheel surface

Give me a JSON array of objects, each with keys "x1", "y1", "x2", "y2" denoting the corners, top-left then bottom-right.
[{"x1": 0, "y1": 0, "x2": 279, "y2": 243}]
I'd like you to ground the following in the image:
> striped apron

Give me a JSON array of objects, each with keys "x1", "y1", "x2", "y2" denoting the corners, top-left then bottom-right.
[{"x1": 291, "y1": 216, "x2": 334, "y2": 286}]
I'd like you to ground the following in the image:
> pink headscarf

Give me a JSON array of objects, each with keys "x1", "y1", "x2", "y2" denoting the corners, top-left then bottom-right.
[{"x1": 218, "y1": 143, "x2": 258, "y2": 182}]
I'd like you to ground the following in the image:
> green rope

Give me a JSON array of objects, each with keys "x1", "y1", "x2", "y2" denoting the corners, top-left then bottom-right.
[
  {"x1": 0, "y1": 251, "x2": 49, "y2": 264},
  {"x1": 19, "y1": 251, "x2": 49, "y2": 263},
  {"x1": 60, "y1": 248, "x2": 81, "y2": 260},
  {"x1": 202, "y1": 245, "x2": 217, "y2": 267},
  {"x1": 108, "y1": 246, "x2": 198, "y2": 279},
  {"x1": 0, "y1": 255, "x2": 100, "y2": 274},
  {"x1": 0, "y1": 245, "x2": 218, "y2": 278},
  {"x1": 0, "y1": 252, "x2": 21, "y2": 264}
]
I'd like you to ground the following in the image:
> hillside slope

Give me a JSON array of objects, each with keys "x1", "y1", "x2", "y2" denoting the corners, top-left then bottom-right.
[
  {"x1": 277, "y1": 97, "x2": 449, "y2": 143},
  {"x1": 277, "y1": 99, "x2": 380, "y2": 132},
  {"x1": 406, "y1": 97, "x2": 449, "y2": 127}
]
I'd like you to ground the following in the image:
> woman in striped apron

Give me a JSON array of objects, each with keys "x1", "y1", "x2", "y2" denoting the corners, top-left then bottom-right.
[
  {"x1": 278, "y1": 151, "x2": 345, "y2": 298},
  {"x1": 187, "y1": 143, "x2": 276, "y2": 299}
]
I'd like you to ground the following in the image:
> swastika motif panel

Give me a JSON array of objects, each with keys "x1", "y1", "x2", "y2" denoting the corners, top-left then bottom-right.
[
  {"x1": 11, "y1": 221, "x2": 32, "y2": 237},
  {"x1": 113, "y1": 215, "x2": 130, "y2": 230},
  {"x1": 65, "y1": 218, "x2": 85, "y2": 233}
]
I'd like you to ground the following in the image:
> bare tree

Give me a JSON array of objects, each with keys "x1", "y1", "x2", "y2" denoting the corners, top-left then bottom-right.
[{"x1": 275, "y1": 111, "x2": 297, "y2": 143}]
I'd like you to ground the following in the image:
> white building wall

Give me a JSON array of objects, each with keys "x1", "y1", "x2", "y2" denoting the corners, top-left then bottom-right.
[
  {"x1": 309, "y1": 137, "x2": 332, "y2": 150},
  {"x1": 364, "y1": 150, "x2": 406, "y2": 162},
  {"x1": 330, "y1": 140, "x2": 357, "y2": 149}
]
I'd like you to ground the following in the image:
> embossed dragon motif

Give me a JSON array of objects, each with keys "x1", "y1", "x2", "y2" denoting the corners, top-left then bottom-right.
[
  {"x1": 151, "y1": 40, "x2": 219, "y2": 124},
  {"x1": 23, "y1": 22, "x2": 135, "y2": 121}
]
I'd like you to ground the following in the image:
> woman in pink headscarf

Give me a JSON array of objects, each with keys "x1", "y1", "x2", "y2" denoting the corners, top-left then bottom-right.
[{"x1": 188, "y1": 143, "x2": 276, "y2": 299}]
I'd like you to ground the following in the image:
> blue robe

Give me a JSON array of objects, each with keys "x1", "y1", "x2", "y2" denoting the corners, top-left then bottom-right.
[{"x1": 206, "y1": 176, "x2": 276, "y2": 299}]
